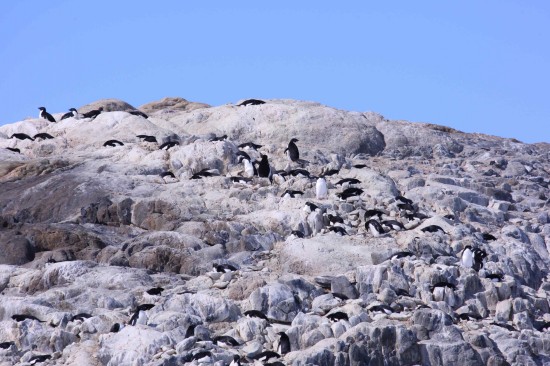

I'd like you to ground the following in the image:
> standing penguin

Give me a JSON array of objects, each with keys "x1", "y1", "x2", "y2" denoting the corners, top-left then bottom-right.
[
  {"x1": 257, "y1": 154, "x2": 271, "y2": 179},
  {"x1": 285, "y1": 138, "x2": 300, "y2": 162},
  {"x1": 38, "y1": 107, "x2": 56, "y2": 122},
  {"x1": 316, "y1": 177, "x2": 328, "y2": 199},
  {"x1": 461, "y1": 245, "x2": 474, "y2": 268},
  {"x1": 242, "y1": 158, "x2": 256, "y2": 177},
  {"x1": 276, "y1": 332, "x2": 291, "y2": 355}
]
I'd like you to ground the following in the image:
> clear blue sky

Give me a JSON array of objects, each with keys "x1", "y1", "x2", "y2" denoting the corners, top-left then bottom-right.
[{"x1": 1, "y1": 1, "x2": 549, "y2": 143}]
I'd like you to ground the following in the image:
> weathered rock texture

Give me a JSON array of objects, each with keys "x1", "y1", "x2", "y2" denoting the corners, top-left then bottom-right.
[{"x1": 0, "y1": 98, "x2": 549, "y2": 365}]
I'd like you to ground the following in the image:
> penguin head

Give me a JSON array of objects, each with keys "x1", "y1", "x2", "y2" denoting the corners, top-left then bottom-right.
[
  {"x1": 290, "y1": 138, "x2": 299, "y2": 143},
  {"x1": 38, "y1": 107, "x2": 46, "y2": 111}
]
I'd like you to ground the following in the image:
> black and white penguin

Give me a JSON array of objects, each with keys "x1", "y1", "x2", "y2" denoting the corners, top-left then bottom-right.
[
  {"x1": 316, "y1": 177, "x2": 328, "y2": 199},
  {"x1": 242, "y1": 158, "x2": 257, "y2": 177},
  {"x1": 33, "y1": 133, "x2": 54, "y2": 140},
  {"x1": 288, "y1": 168, "x2": 311, "y2": 177},
  {"x1": 421, "y1": 225, "x2": 446, "y2": 234},
  {"x1": 128, "y1": 110, "x2": 148, "y2": 118},
  {"x1": 230, "y1": 176, "x2": 253, "y2": 184},
  {"x1": 237, "y1": 99, "x2": 265, "y2": 106},
  {"x1": 103, "y1": 140, "x2": 124, "y2": 147},
  {"x1": 159, "y1": 141, "x2": 179, "y2": 150},
  {"x1": 326, "y1": 311, "x2": 349, "y2": 322},
  {"x1": 326, "y1": 213, "x2": 344, "y2": 225},
  {"x1": 461, "y1": 245, "x2": 474, "y2": 268},
  {"x1": 137, "y1": 134, "x2": 157, "y2": 143},
  {"x1": 276, "y1": 331, "x2": 291, "y2": 355},
  {"x1": 38, "y1": 107, "x2": 56, "y2": 122},
  {"x1": 82, "y1": 107, "x2": 103, "y2": 119},
  {"x1": 257, "y1": 154, "x2": 271, "y2": 178},
  {"x1": 336, "y1": 187, "x2": 363, "y2": 200},
  {"x1": 6, "y1": 147, "x2": 20, "y2": 153},
  {"x1": 244, "y1": 310, "x2": 269, "y2": 321},
  {"x1": 214, "y1": 263, "x2": 238, "y2": 273},
  {"x1": 129, "y1": 304, "x2": 154, "y2": 326},
  {"x1": 146, "y1": 287, "x2": 164, "y2": 296},
  {"x1": 238, "y1": 142, "x2": 263, "y2": 150},
  {"x1": 322, "y1": 168, "x2": 340, "y2": 177},
  {"x1": 367, "y1": 304, "x2": 394, "y2": 315},
  {"x1": 281, "y1": 190, "x2": 304, "y2": 198},
  {"x1": 326, "y1": 226, "x2": 348, "y2": 235},
  {"x1": 71, "y1": 313, "x2": 92, "y2": 322},
  {"x1": 381, "y1": 220, "x2": 406, "y2": 231},
  {"x1": 365, "y1": 219, "x2": 384, "y2": 237},
  {"x1": 60, "y1": 108, "x2": 79, "y2": 120},
  {"x1": 253, "y1": 351, "x2": 281, "y2": 362},
  {"x1": 429, "y1": 282, "x2": 456, "y2": 292},
  {"x1": 160, "y1": 171, "x2": 176, "y2": 180},
  {"x1": 190, "y1": 169, "x2": 219, "y2": 179},
  {"x1": 485, "y1": 273, "x2": 504, "y2": 282},
  {"x1": 290, "y1": 230, "x2": 305, "y2": 238},
  {"x1": 303, "y1": 201, "x2": 320, "y2": 213},
  {"x1": 209, "y1": 134, "x2": 227, "y2": 142},
  {"x1": 472, "y1": 248, "x2": 488, "y2": 271},
  {"x1": 388, "y1": 251, "x2": 415, "y2": 260},
  {"x1": 0, "y1": 341, "x2": 15, "y2": 350},
  {"x1": 11, "y1": 314, "x2": 43, "y2": 322},
  {"x1": 335, "y1": 178, "x2": 361, "y2": 186},
  {"x1": 10, "y1": 133, "x2": 34, "y2": 141},
  {"x1": 110, "y1": 323, "x2": 122, "y2": 333},
  {"x1": 213, "y1": 335, "x2": 239, "y2": 347},
  {"x1": 284, "y1": 138, "x2": 299, "y2": 162},
  {"x1": 396, "y1": 195, "x2": 413, "y2": 205},
  {"x1": 364, "y1": 209, "x2": 384, "y2": 221},
  {"x1": 29, "y1": 354, "x2": 52, "y2": 364}
]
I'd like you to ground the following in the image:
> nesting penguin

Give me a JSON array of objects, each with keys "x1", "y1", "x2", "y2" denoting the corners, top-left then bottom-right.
[
  {"x1": 258, "y1": 154, "x2": 271, "y2": 179},
  {"x1": 461, "y1": 245, "x2": 474, "y2": 268}
]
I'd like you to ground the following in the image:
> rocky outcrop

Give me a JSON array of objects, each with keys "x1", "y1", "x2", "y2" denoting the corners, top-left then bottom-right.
[{"x1": 0, "y1": 98, "x2": 549, "y2": 365}]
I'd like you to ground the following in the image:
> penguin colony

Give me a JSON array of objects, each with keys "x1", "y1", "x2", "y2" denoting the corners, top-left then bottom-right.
[{"x1": 1, "y1": 98, "x2": 549, "y2": 365}]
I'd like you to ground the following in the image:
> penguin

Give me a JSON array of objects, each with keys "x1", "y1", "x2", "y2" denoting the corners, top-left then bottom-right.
[
  {"x1": 191, "y1": 169, "x2": 219, "y2": 179},
  {"x1": 70, "y1": 313, "x2": 92, "y2": 322},
  {"x1": 110, "y1": 323, "x2": 122, "y2": 332},
  {"x1": 237, "y1": 99, "x2": 265, "y2": 106},
  {"x1": 421, "y1": 225, "x2": 446, "y2": 234},
  {"x1": 33, "y1": 133, "x2": 54, "y2": 140},
  {"x1": 352, "y1": 164, "x2": 368, "y2": 169},
  {"x1": 128, "y1": 110, "x2": 148, "y2": 118},
  {"x1": 322, "y1": 168, "x2": 340, "y2": 177},
  {"x1": 29, "y1": 355, "x2": 52, "y2": 364},
  {"x1": 103, "y1": 140, "x2": 124, "y2": 147},
  {"x1": 242, "y1": 158, "x2": 256, "y2": 177},
  {"x1": 290, "y1": 230, "x2": 305, "y2": 238},
  {"x1": 229, "y1": 355, "x2": 242, "y2": 366},
  {"x1": 11, "y1": 314, "x2": 43, "y2": 322},
  {"x1": 236, "y1": 150, "x2": 253, "y2": 162},
  {"x1": 396, "y1": 195, "x2": 413, "y2": 205},
  {"x1": 244, "y1": 310, "x2": 269, "y2": 321},
  {"x1": 0, "y1": 341, "x2": 15, "y2": 349},
  {"x1": 160, "y1": 171, "x2": 176, "y2": 180},
  {"x1": 336, "y1": 187, "x2": 363, "y2": 200},
  {"x1": 461, "y1": 245, "x2": 474, "y2": 268},
  {"x1": 38, "y1": 107, "x2": 56, "y2": 122},
  {"x1": 281, "y1": 190, "x2": 304, "y2": 198},
  {"x1": 230, "y1": 176, "x2": 253, "y2": 184},
  {"x1": 214, "y1": 263, "x2": 238, "y2": 273},
  {"x1": 429, "y1": 282, "x2": 456, "y2": 291},
  {"x1": 213, "y1": 335, "x2": 239, "y2": 347},
  {"x1": 316, "y1": 177, "x2": 328, "y2": 199},
  {"x1": 381, "y1": 220, "x2": 406, "y2": 231},
  {"x1": 472, "y1": 248, "x2": 488, "y2": 271},
  {"x1": 82, "y1": 107, "x2": 103, "y2": 119},
  {"x1": 238, "y1": 142, "x2": 263, "y2": 150},
  {"x1": 367, "y1": 304, "x2": 394, "y2": 315},
  {"x1": 365, "y1": 219, "x2": 384, "y2": 237},
  {"x1": 190, "y1": 351, "x2": 212, "y2": 361},
  {"x1": 335, "y1": 178, "x2": 361, "y2": 186},
  {"x1": 288, "y1": 169, "x2": 311, "y2": 177},
  {"x1": 326, "y1": 213, "x2": 344, "y2": 225},
  {"x1": 285, "y1": 138, "x2": 299, "y2": 162},
  {"x1": 364, "y1": 209, "x2": 384, "y2": 220},
  {"x1": 485, "y1": 273, "x2": 504, "y2": 282},
  {"x1": 388, "y1": 251, "x2": 414, "y2": 260},
  {"x1": 159, "y1": 141, "x2": 179, "y2": 150},
  {"x1": 6, "y1": 147, "x2": 20, "y2": 153},
  {"x1": 326, "y1": 312, "x2": 349, "y2": 322},
  {"x1": 137, "y1": 135, "x2": 157, "y2": 143},
  {"x1": 146, "y1": 287, "x2": 164, "y2": 295},
  {"x1": 303, "y1": 201, "x2": 320, "y2": 213},
  {"x1": 482, "y1": 233, "x2": 497, "y2": 241},
  {"x1": 276, "y1": 332, "x2": 291, "y2": 355},
  {"x1": 209, "y1": 134, "x2": 227, "y2": 142},
  {"x1": 129, "y1": 304, "x2": 154, "y2": 326},
  {"x1": 184, "y1": 324, "x2": 197, "y2": 338},
  {"x1": 10, "y1": 133, "x2": 34, "y2": 141},
  {"x1": 257, "y1": 154, "x2": 271, "y2": 178},
  {"x1": 397, "y1": 203, "x2": 416, "y2": 214},
  {"x1": 252, "y1": 351, "x2": 281, "y2": 362},
  {"x1": 326, "y1": 226, "x2": 348, "y2": 235},
  {"x1": 60, "y1": 108, "x2": 79, "y2": 120}
]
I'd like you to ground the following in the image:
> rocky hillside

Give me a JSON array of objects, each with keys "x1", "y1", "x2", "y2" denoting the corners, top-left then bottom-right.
[{"x1": 0, "y1": 97, "x2": 549, "y2": 365}]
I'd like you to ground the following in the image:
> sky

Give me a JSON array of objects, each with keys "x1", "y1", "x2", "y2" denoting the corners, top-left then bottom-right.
[{"x1": 1, "y1": 1, "x2": 549, "y2": 143}]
